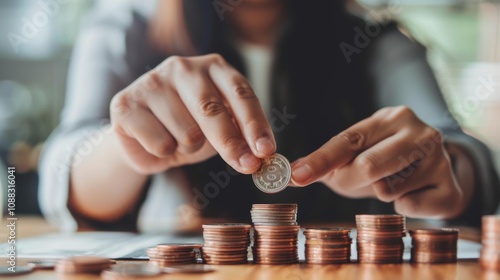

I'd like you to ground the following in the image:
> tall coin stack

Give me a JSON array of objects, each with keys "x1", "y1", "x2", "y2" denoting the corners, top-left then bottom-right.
[
  {"x1": 355, "y1": 214, "x2": 406, "y2": 264},
  {"x1": 409, "y1": 228, "x2": 459, "y2": 263},
  {"x1": 251, "y1": 204, "x2": 299, "y2": 264},
  {"x1": 148, "y1": 243, "x2": 201, "y2": 266},
  {"x1": 304, "y1": 228, "x2": 352, "y2": 264},
  {"x1": 480, "y1": 215, "x2": 500, "y2": 270},
  {"x1": 202, "y1": 223, "x2": 251, "y2": 265}
]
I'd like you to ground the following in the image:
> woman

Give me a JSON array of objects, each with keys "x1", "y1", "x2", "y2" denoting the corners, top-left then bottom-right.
[{"x1": 39, "y1": 0, "x2": 499, "y2": 232}]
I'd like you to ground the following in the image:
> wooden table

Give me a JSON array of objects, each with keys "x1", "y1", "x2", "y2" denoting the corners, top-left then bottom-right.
[
  {"x1": 5, "y1": 260, "x2": 495, "y2": 280},
  {"x1": 2, "y1": 216, "x2": 498, "y2": 280}
]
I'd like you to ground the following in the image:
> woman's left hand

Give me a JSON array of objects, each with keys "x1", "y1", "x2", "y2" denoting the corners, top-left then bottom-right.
[{"x1": 290, "y1": 106, "x2": 474, "y2": 219}]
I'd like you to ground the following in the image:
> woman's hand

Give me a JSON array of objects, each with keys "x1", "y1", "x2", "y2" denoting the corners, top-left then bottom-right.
[
  {"x1": 290, "y1": 106, "x2": 474, "y2": 219},
  {"x1": 110, "y1": 54, "x2": 276, "y2": 175}
]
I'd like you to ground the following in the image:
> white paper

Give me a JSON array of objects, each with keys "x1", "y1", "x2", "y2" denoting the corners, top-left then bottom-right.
[{"x1": 0, "y1": 232, "x2": 203, "y2": 259}]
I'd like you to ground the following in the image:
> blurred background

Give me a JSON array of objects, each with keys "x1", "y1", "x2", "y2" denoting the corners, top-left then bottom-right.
[{"x1": 0, "y1": 0, "x2": 499, "y2": 215}]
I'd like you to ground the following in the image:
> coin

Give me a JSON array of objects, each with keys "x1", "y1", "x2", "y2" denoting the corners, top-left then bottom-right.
[
  {"x1": 409, "y1": 228, "x2": 459, "y2": 264},
  {"x1": 202, "y1": 223, "x2": 251, "y2": 265},
  {"x1": 251, "y1": 206, "x2": 300, "y2": 264},
  {"x1": 252, "y1": 153, "x2": 291, "y2": 193},
  {"x1": 355, "y1": 215, "x2": 406, "y2": 264},
  {"x1": 480, "y1": 215, "x2": 500, "y2": 270},
  {"x1": 251, "y1": 204, "x2": 298, "y2": 227},
  {"x1": 55, "y1": 256, "x2": 113, "y2": 274},
  {"x1": 157, "y1": 243, "x2": 202, "y2": 251},
  {"x1": 252, "y1": 203, "x2": 297, "y2": 209},
  {"x1": 148, "y1": 244, "x2": 200, "y2": 267},
  {"x1": 304, "y1": 227, "x2": 352, "y2": 264}
]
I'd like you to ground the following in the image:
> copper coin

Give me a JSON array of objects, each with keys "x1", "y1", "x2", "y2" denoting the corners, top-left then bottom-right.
[
  {"x1": 148, "y1": 253, "x2": 196, "y2": 259},
  {"x1": 202, "y1": 223, "x2": 251, "y2": 229},
  {"x1": 157, "y1": 243, "x2": 202, "y2": 251},
  {"x1": 252, "y1": 203, "x2": 297, "y2": 209},
  {"x1": 202, "y1": 249, "x2": 248, "y2": 254},
  {"x1": 204, "y1": 259, "x2": 248, "y2": 265}
]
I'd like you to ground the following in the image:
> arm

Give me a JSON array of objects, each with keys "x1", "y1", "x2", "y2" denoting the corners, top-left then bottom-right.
[
  {"x1": 39, "y1": 6, "x2": 152, "y2": 228},
  {"x1": 41, "y1": 4, "x2": 277, "y2": 228},
  {"x1": 69, "y1": 129, "x2": 149, "y2": 222}
]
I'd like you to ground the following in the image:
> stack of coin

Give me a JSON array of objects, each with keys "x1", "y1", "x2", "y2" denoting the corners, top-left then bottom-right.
[
  {"x1": 480, "y1": 215, "x2": 500, "y2": 270},
  {"x1": 147, "y1": 243, "x2": 201, "y2": 267},
  {"x1": 304, "y1": 228, "x2": 352, "y2": 264},
  {"x1": 355, "y1": 214, "x2": 406, "y2": 264},
  {"x1": 202, "y1": 223, "x2": 251, "y2": 265},
  {"x1": 253, "y1": 225, "x2": 300, "y2": 264},
  {"x1": 55, "y1": 256, "x2": 113, "y2": 274},
  {"x1": 409, "y1": 228, "x2": 459, "y2": 263},
  {"x1": 251, "y1": 204, "x2": 299, "y2": 264},
  {"x1": 251, "y1": 204, "x2": 298, "y2": 225}
]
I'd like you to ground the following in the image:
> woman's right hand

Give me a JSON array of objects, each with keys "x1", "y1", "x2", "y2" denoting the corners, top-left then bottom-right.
[{"x1": 110, "y1": 54, "x2": 276, "y2": 175}]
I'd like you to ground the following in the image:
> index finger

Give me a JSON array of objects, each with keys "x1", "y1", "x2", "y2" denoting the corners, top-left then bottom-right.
[
  {"x1": 290, "y1": 114, "x2": 394, "y2": 186},
  {"x1": 175, "y1": 72, "x2": 261, "y2": 174},
  {"x1": 208, "y1": 57, "x2": 276, "y2": 158}
]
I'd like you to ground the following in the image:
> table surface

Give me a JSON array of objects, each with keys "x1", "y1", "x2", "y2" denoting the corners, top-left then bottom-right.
[
  {"x1": 2, "y1": 216, "x2": 499, "y2": 280},
  {"x1": 7, "y1": 260, "x2": 498, "y2": 280}
]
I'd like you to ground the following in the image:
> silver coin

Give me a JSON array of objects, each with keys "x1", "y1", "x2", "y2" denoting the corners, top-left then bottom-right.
[{"x1": 252, "y1": 153, "x2": 291, "y2": 194}]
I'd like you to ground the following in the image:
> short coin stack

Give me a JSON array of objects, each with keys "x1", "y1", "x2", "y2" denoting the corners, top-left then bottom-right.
[
  {"x1": 251, "y1": 204, "x2": 299, "y2": 264},
  {"x1": 480, "y1": 215, "x2": 500, "y2": 270},
  {"x1": 202, "y1": 223, "x2": 251, "y2": 264},
  {"x1": 55, "y1": 256, "x2": 113, "y2": 274},
  {"x1": 409, "y1": 228, "x2": 459, "y2": 263},
  {"x1": 355, "y1": 214, "x2": 406, "y2": 264},
  {"x1": 304, "y1": 228, "x2": 352, "y2": 264},
  {"x1": 147, "y1": 243, "x2": 201, "y2": 266}
]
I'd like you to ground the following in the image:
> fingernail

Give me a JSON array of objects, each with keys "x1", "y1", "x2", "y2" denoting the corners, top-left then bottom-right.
[
  {"x1": 292, "y1": 164, "x2": 313, "y2": 183},
  {"x1": 239, "y1": 152, "x2": 260, "y2": 169},
  {"x1": 256, "y1": 137, "x2": 275, "y2": 155}
]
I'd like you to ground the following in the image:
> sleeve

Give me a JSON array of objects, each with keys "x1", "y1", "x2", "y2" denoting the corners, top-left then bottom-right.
[
  {"x1": 368, "y1": 24, "x2": 500, "y2": 226},
  {"x1": 38, "y1": 5, "x2": 140, "y2": 231}
]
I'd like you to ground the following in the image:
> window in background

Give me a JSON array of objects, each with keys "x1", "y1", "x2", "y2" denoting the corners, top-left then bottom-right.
[{"x1": 0, "y1": 0, "x2": 94, "y2": 214}]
